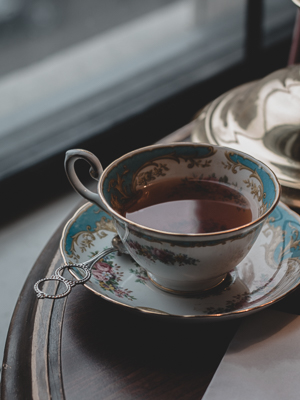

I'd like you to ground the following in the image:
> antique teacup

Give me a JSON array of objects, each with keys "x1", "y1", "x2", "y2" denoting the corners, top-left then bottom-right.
[{"x1": 65, "y1": 143, "x2": 280, "y2": 294}]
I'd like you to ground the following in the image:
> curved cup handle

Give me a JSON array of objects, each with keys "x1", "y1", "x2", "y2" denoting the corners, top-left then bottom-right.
[{"x1": 64, "y1": 149, "x2": 108, "y2": 212}]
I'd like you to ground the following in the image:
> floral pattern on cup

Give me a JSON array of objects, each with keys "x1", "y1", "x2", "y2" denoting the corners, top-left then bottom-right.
[
  {"x1": 65, "y1": 144, "x2": 280, "y2": 294},
  {"x1": 127, "y1": 240, "x2": 198, "y2": 266}
]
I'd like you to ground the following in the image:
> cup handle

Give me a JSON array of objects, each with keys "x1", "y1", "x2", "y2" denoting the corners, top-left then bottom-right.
[{"x1": 64, "y1": 149, "x2": 107, "y2": 211}]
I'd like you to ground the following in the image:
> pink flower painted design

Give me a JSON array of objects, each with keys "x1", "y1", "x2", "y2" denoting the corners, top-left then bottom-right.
[{"x1": 91, "y1": 254, "x2": 138, "y2": 301}]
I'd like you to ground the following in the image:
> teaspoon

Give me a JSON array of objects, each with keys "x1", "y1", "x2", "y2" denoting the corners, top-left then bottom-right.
[{"x1": 34, "y1": 235, "x2": 128, "y2": 299}]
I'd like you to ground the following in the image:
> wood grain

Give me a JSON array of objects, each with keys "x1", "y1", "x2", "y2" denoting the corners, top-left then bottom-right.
[{"x1": 61, "y1": 286, "x2": 240, "y2": 399}]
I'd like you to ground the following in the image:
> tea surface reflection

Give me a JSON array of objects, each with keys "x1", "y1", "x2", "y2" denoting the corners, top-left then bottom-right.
[{"x1": 123, "y1": 179, "x2": 252, "y2": 234}]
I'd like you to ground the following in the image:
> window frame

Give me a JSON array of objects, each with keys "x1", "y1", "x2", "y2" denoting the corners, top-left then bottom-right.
[{"x1": 0, "y1": 0, "x2": 296, "y2": 225}]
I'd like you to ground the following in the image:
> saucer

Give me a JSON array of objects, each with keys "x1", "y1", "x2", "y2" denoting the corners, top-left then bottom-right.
[{"x1": 60, "y1": 202, "x2": 300, "y2": 321}]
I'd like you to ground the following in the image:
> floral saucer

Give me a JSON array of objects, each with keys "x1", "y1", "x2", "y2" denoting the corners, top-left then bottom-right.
[{"x1": 60, "y1": 202, "x2": 300, "y2": 321}]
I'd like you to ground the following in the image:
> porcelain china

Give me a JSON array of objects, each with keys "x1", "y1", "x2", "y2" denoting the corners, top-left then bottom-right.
[
  {"x1": 191, "y1": 65, "x2": 300, "y2": 208},
  {"x1": 60, "y1": 202, "x2": 300, "y2": 321},
  {"x1": 65, "y1": 144, "x2": 280, "y2": 293}
]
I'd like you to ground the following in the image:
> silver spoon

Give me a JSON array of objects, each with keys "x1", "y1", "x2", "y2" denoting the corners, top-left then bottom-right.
[{"x1": 34, "y1": 236, "x2": 128, "y2": 299}]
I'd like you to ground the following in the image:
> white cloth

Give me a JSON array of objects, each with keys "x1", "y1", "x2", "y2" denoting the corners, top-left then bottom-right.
[{"x1": 203, "y1": 309, "x2": 300, "y2": 400}]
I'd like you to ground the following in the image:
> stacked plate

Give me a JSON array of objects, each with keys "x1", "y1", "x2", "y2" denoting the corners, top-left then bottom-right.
[{"x1": 192, "y1": 65, "x2": 300, "y2": 208}]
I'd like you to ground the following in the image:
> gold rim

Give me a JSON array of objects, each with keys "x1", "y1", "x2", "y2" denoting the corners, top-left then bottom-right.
[{"x1": 98, "y1": 142, "x2": 281, "y2": 239}]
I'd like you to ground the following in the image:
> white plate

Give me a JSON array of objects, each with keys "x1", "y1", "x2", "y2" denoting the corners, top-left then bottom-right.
[{"x1": 60, "y1": 202, "x2": 300, "y2": 321}]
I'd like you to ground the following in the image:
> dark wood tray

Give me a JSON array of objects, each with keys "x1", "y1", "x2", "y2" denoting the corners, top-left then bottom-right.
[{"x1": 2, "y1": 121, "x2": 300, "y2": 400}]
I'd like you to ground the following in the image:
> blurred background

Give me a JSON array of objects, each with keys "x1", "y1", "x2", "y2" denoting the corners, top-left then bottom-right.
[{"x1": 0, "y1": 0, "x2": 296, "y2": 201}]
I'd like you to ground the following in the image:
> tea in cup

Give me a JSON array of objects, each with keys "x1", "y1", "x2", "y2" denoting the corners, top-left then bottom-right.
[{"x1": 65, "y1": 143, "x2": 280, "y2": 294}]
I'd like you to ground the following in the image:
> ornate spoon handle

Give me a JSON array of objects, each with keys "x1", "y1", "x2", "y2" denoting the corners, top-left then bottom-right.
[{"x1": 34, "y1": 247, "x2": 117, "y2": 299}]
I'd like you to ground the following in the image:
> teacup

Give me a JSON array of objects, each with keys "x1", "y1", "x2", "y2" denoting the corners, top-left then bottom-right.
[{"x1": 65, "y1": 143, "x2": 280, "y2": 294}]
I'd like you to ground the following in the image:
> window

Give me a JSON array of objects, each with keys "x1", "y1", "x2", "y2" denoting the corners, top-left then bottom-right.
[{"x1": 0, "y1": 0, "x2": 296, "y2": 218}]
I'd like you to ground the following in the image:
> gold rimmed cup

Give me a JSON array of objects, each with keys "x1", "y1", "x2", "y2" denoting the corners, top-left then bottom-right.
[{"x1": 65, "y1": 143, "x2": 280, "y2": 294}]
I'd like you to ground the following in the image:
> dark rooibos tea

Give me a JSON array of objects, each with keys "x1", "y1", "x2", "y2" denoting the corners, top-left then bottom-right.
[{"x1": 122, "y1": 178, "x2": 252, "y2": 234}]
